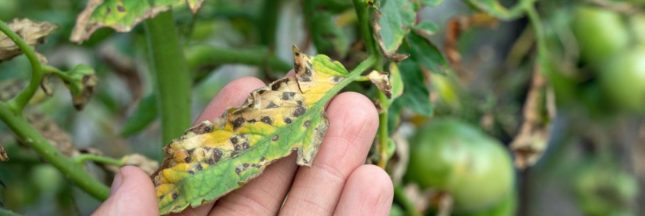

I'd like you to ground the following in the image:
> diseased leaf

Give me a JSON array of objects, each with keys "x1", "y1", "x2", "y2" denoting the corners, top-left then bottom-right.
[
  {"x1": 58, "y1": 65, "x2": 98, "y2": 110},
  {"x1": 395, "y1": 60, "x2": 432, "y2": 116},
  {"x1": 153, "y1": 48, "x2": 356, "y2": 214},
  {"x1": 0, "y1": 19, "x2": 56, "y2": 62},
  {"x1": 413, "y1": 20, "x2": 439, "y2": 38},
  {"x1": 71, "y1": 0, "x2": 204, "y2": 42},
  {"x1": 368, "y1": 70, "x2": 392, "y2": 98},
  {"x1": 464, "y1": 0, "x2": 526, "y2": 20},
  {"x1": 373, "y1": 0, "x2": 416, "y2": 59}
]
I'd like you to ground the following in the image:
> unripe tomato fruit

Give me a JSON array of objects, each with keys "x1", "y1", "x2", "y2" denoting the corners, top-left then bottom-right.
[
  {"x1": 572, "y1": 6, "x2": 629, "y2": 64},
  {"x1": 599, "y1": 46, "x2": 645, "y2": 112},
  {"x1": 405, "y1": 119, "x2": 515, "y2": 213}
]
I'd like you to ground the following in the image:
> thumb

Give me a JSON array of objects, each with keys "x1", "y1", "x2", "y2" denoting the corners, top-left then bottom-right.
[{"x1": 93, "y1": 166, "x2": 159, "y2": 216}]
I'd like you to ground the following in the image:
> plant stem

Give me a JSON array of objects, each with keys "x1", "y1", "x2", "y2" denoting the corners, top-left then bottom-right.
[
  {"x1": 144, "y1": 11, "x2": 192, "y2": 144},
  {"x1": 0, "y1": 102, "x2": 109, "y2": 200},
  {"x1": 74, "y1": 154, "x2": 125, "y2": 166},
  {"x1": 394, "y1": 184, "x2": 421, "y2": 216},
  {"x1": 258, "y1": 0, "x2": 283, "y2": 50},
  {"x1": 0, "y1": 20, "x2": 43, "y2": 112},
  {"x1": 376, "y1": 91, "x2": 390, "y2": 168},
  {"x1": 353, "y1": 0, "x2": 378, "y2": 59},
  {"x1": 185, "y1": 45, "x2": 291, "y2": 72},
  {"x1": 522, "y1": 0, "x2": 546, "y2": 60}
]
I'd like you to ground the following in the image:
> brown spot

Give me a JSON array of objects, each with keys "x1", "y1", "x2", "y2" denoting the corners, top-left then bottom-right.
[
  {"x1": 333, "y1": 76, "x2": 342, "y2": 82},
  {"x1": 284, "y1": 117, "x2": 292, "y2": 124},
  {"x1": 187, "y1": 148, "x2": 195, "y2": 155},
  {"x1": 184, "y1": 156, "x2": 192, "y2": 163},
  {"x1": 271, "y1": 79, "x2": 289, "y2": 91},
  {"x1": 230, "y1": 137, "x2": 239, "y2": 144},
  {"x1": 304, "y1": 67, "x2": 312, "y2": 76},
  {"x1": 116, "y1": 5, "x2": 125, "y2": 12},
  {"x1": 260, "y1": 157, "x2": 266, "y2": 162},
  {"x1": 241, "y1": 142, "x2": 250, "y2": 149},
  {"x1": 188, "y1": 170, "x2": 195, "y2": 175},
  {"x1": 282, "y1": 92, "x2": 295, "y2": 100},
  {"x1": 304, "y1": 120, "x2": 311, "y2": 128},
  {"x1": 235, "y1": 167, "x2": 242, "y2": 175},
  {"x1": 233, "y1": 117, "x2": 245, "y2": 129},
  {"x1": 195, "y1": 164, "x2": 203, "y2": 171},
  {"x1": 247, "y1": 119, "x2": 257, "y2": 123},
  {"x1": 243, "y1": 163, "x2": 249, "y2": 168},
  {"x1": 266, "y1": 102, "x2": 278, "y2": 108},
  {"x1": 261, "y1": 116, "x2": 272, "y2": 125},
  {"x1": 272, "y1": 135, "x2": 279, "y2": 141},
  {"x1": 293, "y1": 106, "x2": 306, "y2": 117},
  {"x1": 172, "y1": 192, "x2": 179, "y2": 200},
  {"x1": 295, "y1": 52, "x2": 300, "y2": 56},
  {"x1": 208, "y1": 149, "x2": 223, "y2": 164},
  {"x1": 257, "y1": 89, "x2": 267, "y2": 94}
]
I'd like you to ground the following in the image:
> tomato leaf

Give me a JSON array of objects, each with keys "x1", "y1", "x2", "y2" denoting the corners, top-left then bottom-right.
[
  {"x1": 464, "y1": 0, "x2": 526, "y2": 20},
  {"x1": 395, "y1": 60, "x2": 432, "y2": 116},
  {"x1": 153, "y1": 48, "x2": 363, "y2": 214},
  {"x1": 373, "y1": 0, "x2": 416, "y2": 58},
  {"x1": 71, "y1": 0, "x2": 204, "y2": 42},
  {"x1": 0, "y1": 19, "x2": 56, "y2": 62},
  {"x1": 405, "y1": 31, "x2": 447, "y2": 73}
]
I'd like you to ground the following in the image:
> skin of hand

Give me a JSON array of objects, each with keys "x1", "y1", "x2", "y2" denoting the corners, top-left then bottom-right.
[{"x1": 93, "y1": 77, "x2": 394, "y2": 216}]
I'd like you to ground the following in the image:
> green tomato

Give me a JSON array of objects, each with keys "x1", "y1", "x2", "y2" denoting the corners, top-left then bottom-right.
[
  {"x1": 31, "y1": 164, "x2": 65, "y2": 194},
  {"x1": 405, "y1": 119, "x2": 515, "y2": 213},
  {"x1": 574, "y1": 161, "x2": 639, "y2": 216},
  {"x1": 572, "y1": 6, "x2": 629, "y2": 64},
  {"x1": 599, "y1": 46, "x2": 645, "y2": 112}
]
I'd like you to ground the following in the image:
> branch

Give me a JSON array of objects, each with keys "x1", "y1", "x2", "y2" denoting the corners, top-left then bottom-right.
[
  {"x1": 144, "y1": 11, "x2": 193, "y2": 144},
  {"x1": 0, "y1": 20, "x2": 44, "y2": 112},
  {"x1": 0, "y1": 102, "x2": 109, "y2": 200}
]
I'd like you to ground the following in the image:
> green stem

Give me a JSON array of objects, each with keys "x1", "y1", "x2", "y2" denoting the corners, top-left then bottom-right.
[
  {"x1": 144, "y1": 11, "x2": 192, "y2": 144},
  {"x1": 258, "y1": 0, "x2": 283, "y2": 50},
  {"x1": 0, "y1": 102, "x2": 109, "y2": 200},
  {"x1": 523, "y1": 1, "x2": 546, "y2": 60},
  {"x1": 74, "y1": 154, "x2": 125, "y2": 166},
  {"x1": 394, "y1": 184, "x2": 422, "y2": 216},
  {"x1": 376, "y1": 91, "x2": 390, "y2": 168},
  {"x1": 353, "y1": 0, "x2": 379, "y2": 59},
  {"x1": 0, "y1": 20, "x2": 43, "y2": 112},
  {"x1": 185, "y1": 45, "x2": 291, "y2": 72}
]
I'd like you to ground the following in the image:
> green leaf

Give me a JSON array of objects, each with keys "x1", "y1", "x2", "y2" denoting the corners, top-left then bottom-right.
[
  {"x1": 405, "y1": 31, "x2": 447, "y2": 73},
  {"x1": 464, "y1": 0, "x2": 526, "y2": 20},
  {"x1": 421, "y1": 0, "x2": 444, "y2": 7},
  {"x1": 71, "y1": 0, "x2": 204, "y2": 42},
  {"x1": 120, "y1": 94, "x2": 158, "y2": 137},
  {"x1": 374, "y1": 0, "x2": 416, "y2": 56},
  {"x1": 412, "y1": 20, "x2": 439, "y2": 37},
  {"x1": 389, "y1": 62, "x2": 404, "y2": 101},
  {"x1": 153, "y1": 49, "x2": 373, "y2": 214},
  {"x1": 56, "y1": 64, "x2": 98, "y2": 110},
  {"x1": 395, "y1": 60, "x2": 432, "y2": 116}
]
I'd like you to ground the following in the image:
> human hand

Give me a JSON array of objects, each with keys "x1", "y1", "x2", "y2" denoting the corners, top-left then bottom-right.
[{"x1": 93, "y1": 77, "x2": 393, "y2": 216}]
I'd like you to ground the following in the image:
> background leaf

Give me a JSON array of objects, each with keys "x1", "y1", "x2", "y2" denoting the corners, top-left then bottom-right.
[
  {"x1": 394, "y1": 60, "x2": 432, "y2": 116},
  {"x1": 374, "y1": 0, "x2": 416, "y2": 55}
]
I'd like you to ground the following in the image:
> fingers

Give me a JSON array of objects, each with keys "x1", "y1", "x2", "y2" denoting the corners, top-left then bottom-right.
[
  {"x1": 93, "y1": 166, "x2": 158, "y2": 216},
  {"x1": 333, "y1": 165, "x2": 393, "y2": 216},
  {"x1": 208, "y1": 154, "x2": 297, "y2": 215},
  {"x1": 279, "y1": 92, "x2": 379, "y2": 215}
]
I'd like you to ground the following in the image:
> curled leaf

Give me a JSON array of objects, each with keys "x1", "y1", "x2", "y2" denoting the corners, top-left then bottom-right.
[
  {"x1": 0, "y1": 19, "x2": 56, "y2": 62},
  {"x1": 511, "y1": 68, "x2": 556, "y2": 169},
  {"x1": 71, "y1": 0, "x2": 204, "y2": 42},
  {"x1": 153, "y1": 47, "x2": 355, "y2": 214},
  {"x1": 59, "y1": 65, "x2": 98, "y2": 110},
  {"x1": 368, "y1": 70, "x2": 392, "y2": 98}
]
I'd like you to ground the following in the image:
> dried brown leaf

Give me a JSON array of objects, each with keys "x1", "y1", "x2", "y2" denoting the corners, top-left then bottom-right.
[{"x1": 0, "y1": 19, "x2": 56, "y2": 62}]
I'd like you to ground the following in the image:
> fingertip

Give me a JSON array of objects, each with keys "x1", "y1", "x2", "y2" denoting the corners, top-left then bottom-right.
[
  {"x1": 327, "y1": 92, "x2": 379, "y2": 133},
  {"x1": 334, "y1": 165, "x2": 394, "y2": 216},
  {"x1": 94, "y1": 166, "x2": 158, "y2": 216}
]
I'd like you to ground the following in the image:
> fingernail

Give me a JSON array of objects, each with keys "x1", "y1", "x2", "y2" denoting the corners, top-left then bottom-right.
[{"x1": 110, "y1": 169, "x2": 125, "y2": 195}]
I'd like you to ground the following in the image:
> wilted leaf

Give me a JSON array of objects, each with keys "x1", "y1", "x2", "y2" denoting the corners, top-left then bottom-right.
[
  {"x1": 511, "y1": 68, "x2": 555, "y2": 169},
  {"x1": 28, "y1": 113, "x2": 77, "y2": 156},
  {"x1": 406, "y1": 31, "x2": 447, "y2": 73},
  {"x1": 153, "y1": 47, "x2": 356, "y2": 214},
  {"x1": 122, "y1": 154, "x2": 159, "y2": 175},
  {"x1": 121, "y1": 94, "x2": 158, "y2": 137},
  {"x1": 395, "y1": 60, "x2": 432, "y2": 116},
  {"x1": 464, "y1": 0, "x2": 526, "y2": 20},
  {"x1": 368, "y1": 70, "x2": 392, "y2": 98},
  {"x1": 59, "y1": 65, "x2": 98, "y2": 110},
  {"x1": 373, "y1": 0, "x2": 416, "y2": 59},
  {"x1": 0, "y1": 19, "x2": 56, "y2": 62},
  {"x1": 71, "y1": 0, "x2": 204, "y2": 42}
]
